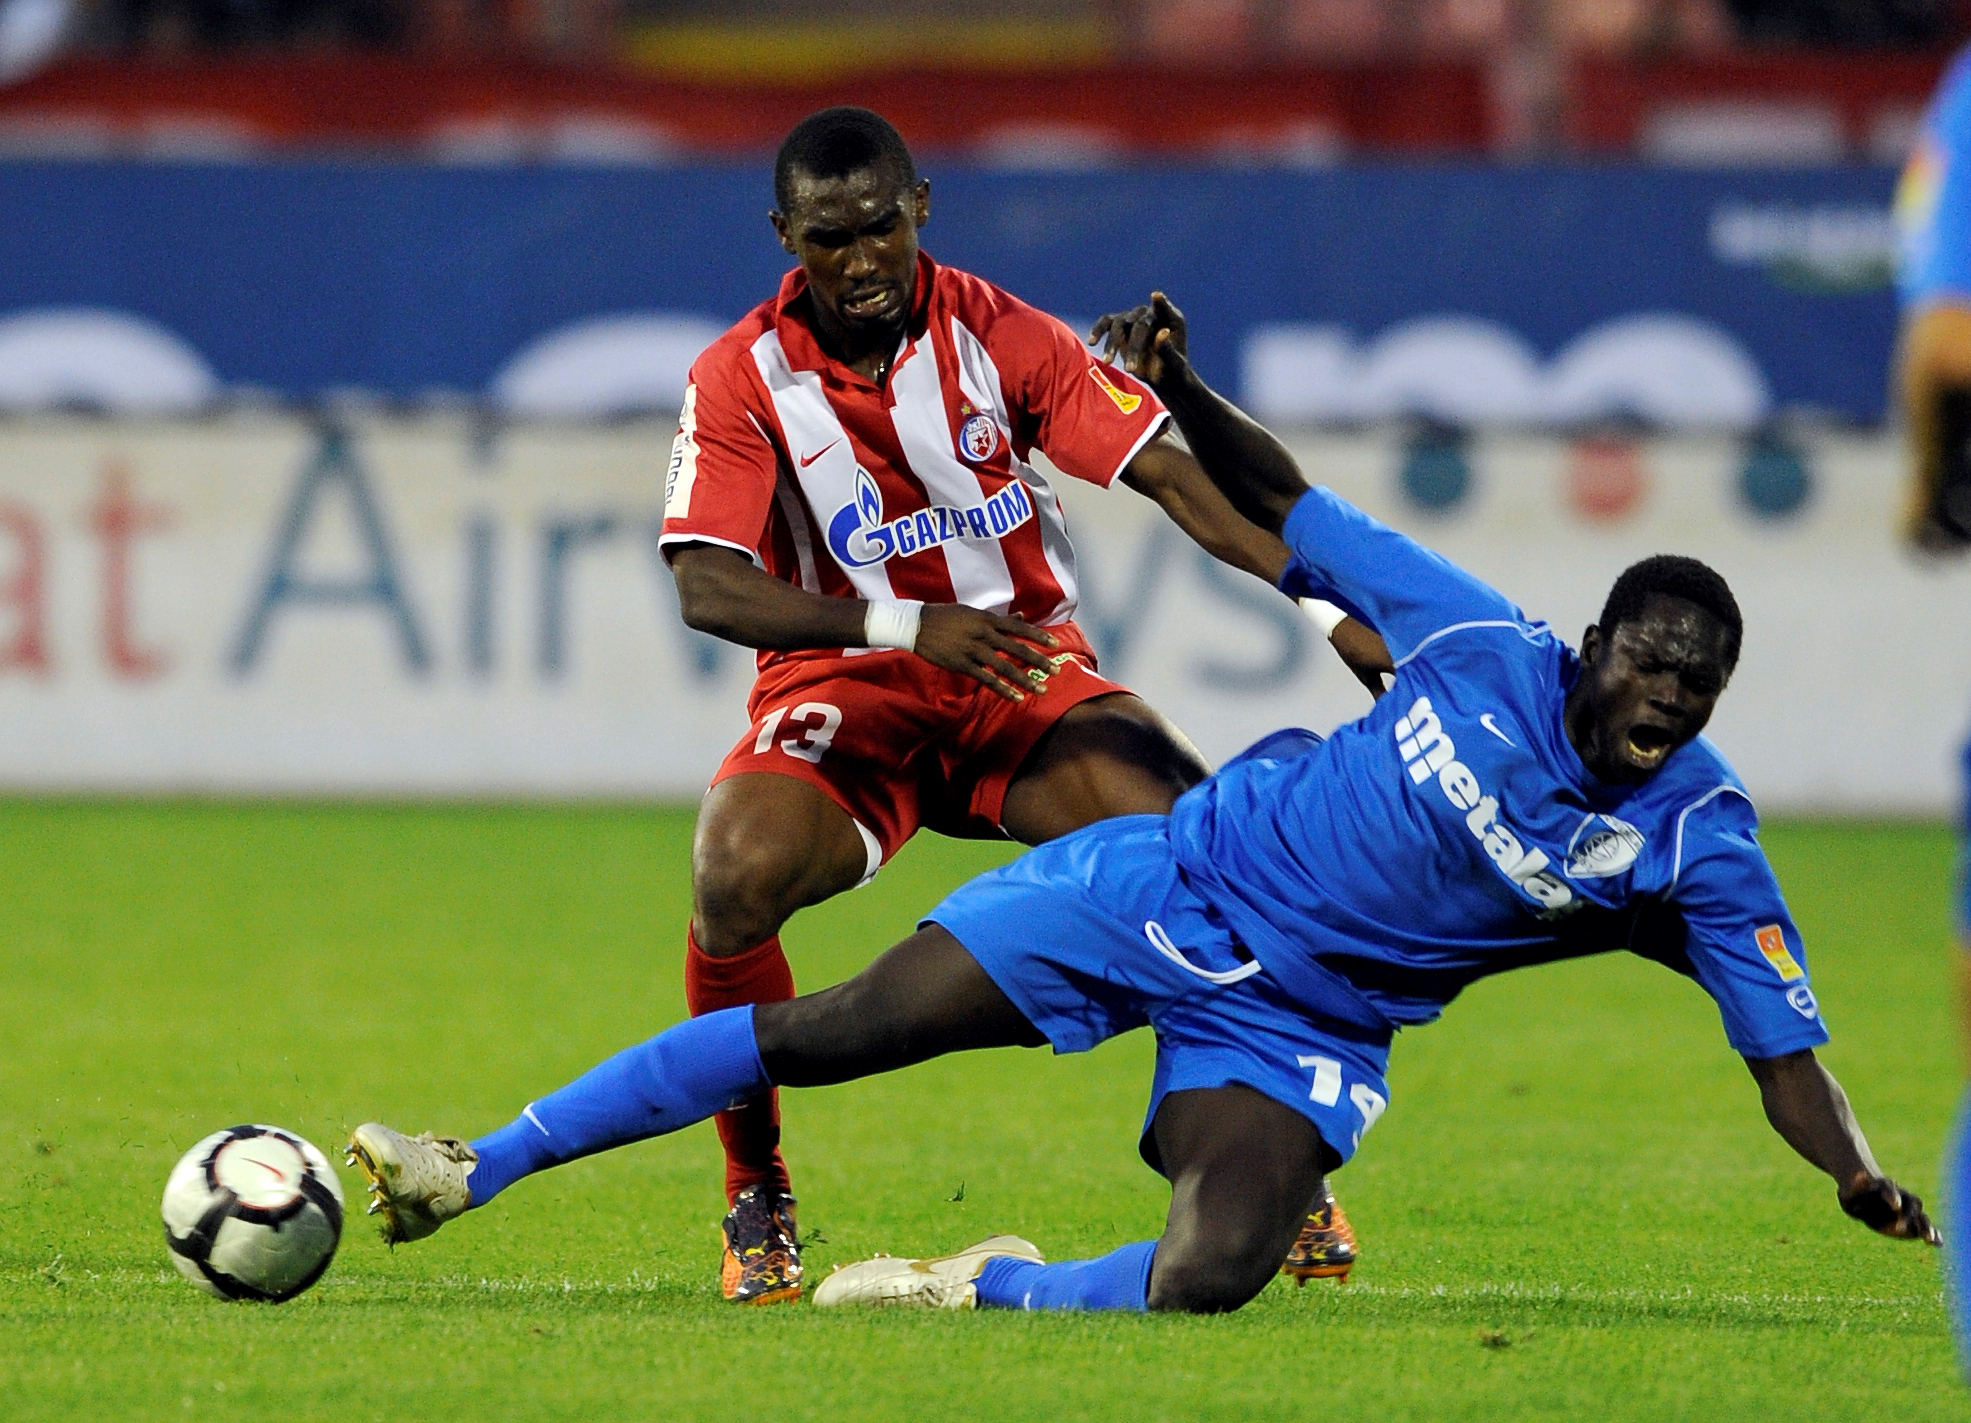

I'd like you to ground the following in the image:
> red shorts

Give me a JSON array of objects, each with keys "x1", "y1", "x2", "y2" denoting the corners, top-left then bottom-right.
[{"x1": 711, "y1": 622, "x2": 1127, "y2": 873}]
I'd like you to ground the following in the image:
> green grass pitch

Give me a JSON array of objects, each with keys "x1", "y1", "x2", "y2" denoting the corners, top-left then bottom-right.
[{"x1": 0, "y1": 801, "x2": 1964, "y2": 1421}]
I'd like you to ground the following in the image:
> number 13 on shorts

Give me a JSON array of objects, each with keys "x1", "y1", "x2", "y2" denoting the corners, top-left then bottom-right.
[
  {"x1": 1299, "y1": 1054, "x2": 1388, "y2": 1147},
  {"x1": 753, "y1": 702, "x2": 843, "y2": 765}
]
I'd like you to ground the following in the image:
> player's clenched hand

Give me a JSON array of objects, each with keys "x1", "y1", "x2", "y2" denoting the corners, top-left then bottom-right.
[
  {"x1": 1839, "y1": 1175, "x2": 1942, "y2": 1244},
  {"x1": 1090, "y1": 292, "x2": 1189, "y2": 389},
  {"x1": 912, "y1": 604, "x2": 1060, "y2": 702}
]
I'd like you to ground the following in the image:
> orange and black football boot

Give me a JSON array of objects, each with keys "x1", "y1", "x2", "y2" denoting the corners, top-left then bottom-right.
[
  {"x1": 1281, "y1": 1185, "x2": 1358, "y2": 1285},
  {"x1": 720, "y1": 1185, "x2": 804, "y2": 1304}
]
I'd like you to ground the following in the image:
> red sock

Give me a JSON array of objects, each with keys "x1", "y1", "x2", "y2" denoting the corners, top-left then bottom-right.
[{"x1": 684, "y1": 927, "x2": 796, "y2": 1205}]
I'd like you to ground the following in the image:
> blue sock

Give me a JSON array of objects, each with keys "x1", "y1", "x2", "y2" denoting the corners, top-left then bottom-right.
[
  {"x1": 1949, "y1": 1083, "x2": 1971, "y2": 1378},
  {"x1": 467, "y1": 1006, "x2": 769, "y2": 1206},
  {"x1": 974, "y1": 1240, "x2": 1156, "y2": 1311}
]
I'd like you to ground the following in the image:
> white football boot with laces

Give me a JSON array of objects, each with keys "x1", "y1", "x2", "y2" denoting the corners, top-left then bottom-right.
[
  {"x1": 811, "y1": 1235, "x2": 1044, "y2": 1309},
  {"x1": 346, "y1": 1123, "x2": 477, "y2": 1245}
]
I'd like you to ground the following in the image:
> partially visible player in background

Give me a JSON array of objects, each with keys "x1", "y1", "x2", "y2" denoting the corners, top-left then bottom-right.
[
  {"x1": 1897, "y1": 45, "x2": 1971, "y2": 552},
  {"x1": 1895, "y1": 40, "x2": 1971, "y2": 1372},
  {"x1": 648, "y1": 107, "x2": 1385, "y2": 1302}
]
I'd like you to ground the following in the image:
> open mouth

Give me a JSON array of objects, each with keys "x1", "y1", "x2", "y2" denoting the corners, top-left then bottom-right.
[
  {"x1": 841, "y1": 287, "x2": 898, "y2": 321},
  {"x1": 1624, "y1": 722, "x2": 1676, "y2": 768}
]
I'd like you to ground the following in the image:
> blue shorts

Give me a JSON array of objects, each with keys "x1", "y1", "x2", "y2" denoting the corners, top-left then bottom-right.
[{"x1": 925, "y1": 814, "x2": 1394, "y2": 1172}]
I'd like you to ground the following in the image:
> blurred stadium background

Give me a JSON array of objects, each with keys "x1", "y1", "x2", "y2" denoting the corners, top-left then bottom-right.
[{"x1": 0, "y1": 0, "x2": 1965, "y2": 812}]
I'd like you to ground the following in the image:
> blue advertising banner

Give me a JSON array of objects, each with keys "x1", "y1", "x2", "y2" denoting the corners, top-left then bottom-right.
[{"x1": 0, "y1": 161, "x2": 1902, "y2": 424}]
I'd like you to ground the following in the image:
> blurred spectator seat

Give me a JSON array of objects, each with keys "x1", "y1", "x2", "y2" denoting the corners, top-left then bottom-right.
[
  {"x1": 96, "y1": 0, "x2": 408, "y2": 53},
  {"x1": 1570, "y1": 51, "x2": 1950, "y2": 157},
  {"x1": 1722, "y1": 0, "x2": 1950, "y2": 47},
  {"x1": 970, "y1": 121, "x2": 1129, "y2": 169},
  {"x1": 0, "y1": 54, "x2": 1495, "y2": 154},
  {"x1": 1550, "y1": 0, "x2": 1735, "y2": 53},
  {"x1": 1138, "y1": 0, "x2": 1257, "y2": 62},
  {"x1": 1279, "y1": 0, "x2": 1514, "y2": 60},
  {"x1": 1411, "y1": 0, "x2": 1518, "y2": 57},
  {"x1": 1279, "y1": 0, "x2": 1392, "y2": 60},
  {"x1": 1639, "y1": 98, "x2": 1845, "y2": 162}
]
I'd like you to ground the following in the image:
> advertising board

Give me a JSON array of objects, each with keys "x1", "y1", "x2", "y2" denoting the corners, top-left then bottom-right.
[
  {"x1": 0, "y1": 162, "x2": 1905, "y2": 425},
  {"x1": 0, "y1": 414, "x2": 1961, "y2": 812}
]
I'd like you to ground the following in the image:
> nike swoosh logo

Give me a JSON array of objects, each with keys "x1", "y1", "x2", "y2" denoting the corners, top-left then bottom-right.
[
  {"x1": 1479, "y1": 713, "x2": 1514, "y2": 746},
  {"x1": 799, "y1": 440, "x2": 841, "y2": 467}
]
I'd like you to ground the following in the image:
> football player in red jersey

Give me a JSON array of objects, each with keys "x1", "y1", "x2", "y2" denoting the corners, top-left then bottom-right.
[{"x1": 661, "y1": 107, "x2": 1384, "y2": 1302}]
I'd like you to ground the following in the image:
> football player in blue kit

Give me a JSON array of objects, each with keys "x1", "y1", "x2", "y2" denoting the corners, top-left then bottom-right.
[
  {"x1": 1896, "y1": 43, "x2": 1971, "y2": 551},
  {"x1": 348, "y1": 295, "x2": 1937, "y2": 1314},
  {"x1": 1894, "y1": 40, "x2": 1971, "y2": 1368}
]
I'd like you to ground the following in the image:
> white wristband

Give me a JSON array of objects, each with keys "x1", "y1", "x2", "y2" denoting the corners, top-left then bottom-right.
[
  {"x1": 1298, "y1": 598, "x2": 1349, "y2": 639},
  {"x1": 864, "y1": 599, "x2": 924, "y2": 651}
]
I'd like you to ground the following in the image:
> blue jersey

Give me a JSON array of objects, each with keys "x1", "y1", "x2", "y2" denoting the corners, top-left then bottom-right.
[
  {"x1": 1898, "y1": 44, "x2": 1971, "y2": 309},
  {"x1": 1167, "y1": 487, "x2": 1830, "y2": 1061}
]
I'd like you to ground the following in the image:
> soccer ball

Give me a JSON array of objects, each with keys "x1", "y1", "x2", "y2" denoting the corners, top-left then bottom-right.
[{"x1": 162, "y1": 1125, "x2": 345, "y2": 1302}]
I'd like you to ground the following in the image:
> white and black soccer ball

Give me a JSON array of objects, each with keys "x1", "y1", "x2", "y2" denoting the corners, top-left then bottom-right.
[{"x1": 162, "y1": 1125, "x2": 345, "y2": 1302}]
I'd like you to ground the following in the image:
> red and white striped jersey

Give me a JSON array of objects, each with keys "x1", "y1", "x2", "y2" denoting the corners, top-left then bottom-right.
[{"x1": 660, "y1": 252, "x2": 1168, "y2": 669}]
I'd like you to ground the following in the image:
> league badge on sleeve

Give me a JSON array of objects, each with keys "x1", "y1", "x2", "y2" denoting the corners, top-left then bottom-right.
[
  {"x1": 1087, "y1": 363, "x2": 1143, "y2": 415},
  {"x1": 1755, "y1": 924, "x2": 1806, "y2": 982},
  {"x1": 959, "y1": 412, "x2": 1000, "y2": 463}
]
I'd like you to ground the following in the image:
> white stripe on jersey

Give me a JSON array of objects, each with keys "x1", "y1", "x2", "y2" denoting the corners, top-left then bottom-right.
[
  {"x1": 773, "y1": 471, "x2": 821, "y2": 593},
  {"x1": 948, "y1": 317, "x2": 1080, "y2": 625},
  {"x1": 750, "y1": 329, "x2": 897, "y2": 604},
  {"x1": 887, "y1": 329, "x2": 1017, "y2": 613},
  {"x1": 1667, "y1": 783, "x2": 1754, "y2": 892}
]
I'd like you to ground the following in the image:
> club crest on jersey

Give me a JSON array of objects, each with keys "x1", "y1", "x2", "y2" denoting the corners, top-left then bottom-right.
[
  {"x1": 825, "y1": 466, "x2": 1036, "y2": 570},
  {"x1": 958, "y1": 413, "x2": 1000, "y2": 463},
  {"x1": 1087, "y1": 363, "x2": 1143, "y2": 415},
  {"x1": 1565, "y1": 814, "x2": 1645, "y2": 879}
]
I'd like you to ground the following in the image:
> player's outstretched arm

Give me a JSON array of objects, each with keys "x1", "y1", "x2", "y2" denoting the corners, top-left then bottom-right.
[
  {"x1": 669, "y1": 543, "x2": 1059, "y2": 702},
  {"x1": 1119, "y1": 440, "x2": 1393, "y2": 694},
  {"x1": 1091, "y1": 293, "x2": 1308, "y2": 535},
  {"x1": 1300, "y1": 596, "x2": 1395, "y2": 697},
  {"x1": 1119, "y1": 436, "x2": 1292, "y2": 585},
  {"x1": 1743, "y1": 1048, "x2": 1940, "y2": 1244}
]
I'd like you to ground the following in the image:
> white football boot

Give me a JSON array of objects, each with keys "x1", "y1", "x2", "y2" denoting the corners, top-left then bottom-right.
[
  {"x1": 346, "y1": 1123, "x2": 477, "y2": 1245},
  {"x1": 811, "y1": 1235, "x2": 1044, "y2": 1309}
]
